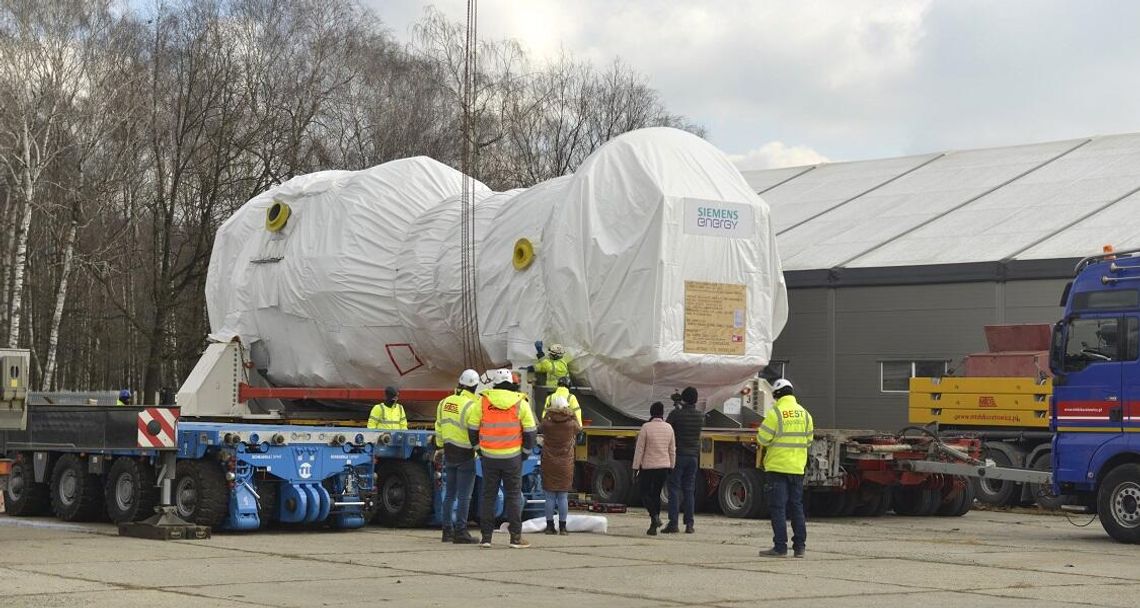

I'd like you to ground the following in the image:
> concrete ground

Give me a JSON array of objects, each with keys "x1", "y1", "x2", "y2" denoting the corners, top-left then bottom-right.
[{"x1": 0, "y1": 509, "x2": 1137, "y2": 607}]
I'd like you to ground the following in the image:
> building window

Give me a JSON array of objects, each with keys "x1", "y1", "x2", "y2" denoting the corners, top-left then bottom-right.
[{"x1": 880, "y1": 360, "x2": 948, "y2": 393}]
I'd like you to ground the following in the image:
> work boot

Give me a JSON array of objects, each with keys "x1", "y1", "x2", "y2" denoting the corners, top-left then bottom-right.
[
  {"x1": 544, "y1": 520, "x2": 557, "y2": 535},
  {"x1": 793, "y1": 547, "x2": 806, "y2": 558},
  {"x1": 647, "y1": 518, "x2": 660, "y2": 536},
  {"x1": 758, "y1": 548, "x2": 788, "y2": 558},
  {"x1": 661, "y1": 522, "x2": 679, "y2": 534},
  {"x1": 452, "y1": 529, "x2": 476, "y2": 544},
  {"x1": 558, "y1": 521, "x2": 569, "y2": 536},
  {"x1": 479, "y1": 536, "x2": 493, "y2": 548},
  {"x1": 509, "y1": 534, "x2": 530, "y2": 549},
  {"x1": 684, "y1": 524, "x2": 695, "y2": 534},
  {"x1": 441, "y1": 527, "x2": 453, "y2": 543}
]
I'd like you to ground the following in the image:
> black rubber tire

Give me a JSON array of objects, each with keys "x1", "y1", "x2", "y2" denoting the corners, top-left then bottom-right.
[
  {"x1": 1028, "y1": 451, "x2": 1069, "y2": 511},
  {"x1": 974, "y1": 442, "x2": 1022, "y2": 506},
  {"x1": 592, "y1": 461, "x2": 635, "y2": 505},
  {"x1": 104, "y1": 458, "x2": 159, "y2": 523},
  {"x1": 375, "y1": 460, "x2": 434, "y2": 528},
  {"x1": 852, "y1": 483, "x2": 889, "y2": 517},
  {"x1": 893, "y1": 486, "x2": 938, "y2": 516},
  {"x1": 1097, "y1": 463, "x2": 1140, "y2": 543},
  {"x1": 808, "y1": 491, "x2": 848, "y2": 518},
  {"x1": 174, "y1": 459, "x2": 229, "y2": 527},
  {"x1": 50, "y1": 454, "x2": 104, "y2": 522},
  {"x1": 717, "y1": 470, "x2": 767, "y2": 519},
  {"x1": 936, "y1": 478, "x2": 975, "y2": 517},
  {"x1": 3, "y1": 458, "x2": 51, "y2": 516}
]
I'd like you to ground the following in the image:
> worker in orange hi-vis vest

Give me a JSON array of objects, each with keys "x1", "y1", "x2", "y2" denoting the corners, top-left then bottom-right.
[{"x1": 466, "y1": 368, "x2": 537, "y2": 549}]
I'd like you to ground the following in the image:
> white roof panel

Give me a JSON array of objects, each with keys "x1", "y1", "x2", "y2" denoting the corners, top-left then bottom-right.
[
  {"x1": 762, "y1": 154, "x2": 941, "y2": 233},
  {"x1": 746, "y1": 136, "x2": 1129, "y2": 271},
  {"x1": 849, "y1": 134, "x2": 1140, "y2": 267},
  {"x1": 740, "y1": 166, "x2": 811, "y2": 193}
]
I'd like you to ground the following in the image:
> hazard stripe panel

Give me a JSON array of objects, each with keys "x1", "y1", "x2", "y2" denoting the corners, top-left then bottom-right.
[{"x1": 137, "y1": 407, "x2": 179, "y2": 448}]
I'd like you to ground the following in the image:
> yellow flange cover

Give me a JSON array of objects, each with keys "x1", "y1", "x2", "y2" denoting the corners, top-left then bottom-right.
[
  {"x1": 266, "y1": 200, "x2": 291, "y2": 232},
  {"x1": 513, "y1": 238, "x2": 535, "y2": 270}
]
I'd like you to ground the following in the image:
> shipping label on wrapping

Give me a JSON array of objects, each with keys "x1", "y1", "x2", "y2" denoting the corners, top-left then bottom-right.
[
  {"x1": 683, "y1": 281, "x2": 747, "y2": 355},
  {"x1": 682, "y1": 199, "x2": 755, "y2": 238}
]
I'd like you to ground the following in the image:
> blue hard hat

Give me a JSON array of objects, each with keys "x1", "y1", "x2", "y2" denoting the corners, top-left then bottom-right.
[{"x1": 119, "y1": 389, "x2": 131, "y2": 399}]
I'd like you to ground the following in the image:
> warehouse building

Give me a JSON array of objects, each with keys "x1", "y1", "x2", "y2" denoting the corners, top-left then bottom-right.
[{"x1": 742, "y1": 133, "x2": 1140, "y2": 430}]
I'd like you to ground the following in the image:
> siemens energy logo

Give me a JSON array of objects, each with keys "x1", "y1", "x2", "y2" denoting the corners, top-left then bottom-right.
[{"x1": 683, "y1": 199, "x2": 755, "y2": 239}]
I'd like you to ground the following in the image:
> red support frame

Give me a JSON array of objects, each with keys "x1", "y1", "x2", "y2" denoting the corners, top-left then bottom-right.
[{"x1": 238, "y1": 384, "x2": 454, "y2": 403}]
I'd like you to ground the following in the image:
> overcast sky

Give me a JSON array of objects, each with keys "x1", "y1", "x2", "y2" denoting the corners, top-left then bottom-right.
[{"x1": 367, "y1": 1, "x2": 1140, "y2": 170}]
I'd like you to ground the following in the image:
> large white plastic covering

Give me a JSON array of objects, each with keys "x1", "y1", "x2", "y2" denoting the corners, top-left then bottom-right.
[{"x1": 207, "y1": 128, "x2": 789, "y2": 416}]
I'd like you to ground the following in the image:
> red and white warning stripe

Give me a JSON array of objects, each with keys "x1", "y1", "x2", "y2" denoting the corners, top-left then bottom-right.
[{"x1": 137, "y1": 407, "x2": 179, "y2": 448}]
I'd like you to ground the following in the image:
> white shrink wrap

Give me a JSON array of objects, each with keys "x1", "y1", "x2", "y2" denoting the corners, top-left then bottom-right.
[
  {"x1": 479, "y1": 127, "x2": 788, "y2": 417},
  {"x1": 207, "y1": 128, "x2": 788, "y2": 417},
  {"x1": 206, "y1": 157, "x2": 489, "y2": 389}
]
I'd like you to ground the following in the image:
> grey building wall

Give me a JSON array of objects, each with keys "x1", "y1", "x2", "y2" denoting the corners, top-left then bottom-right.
[{"x1": 772, "y1": 278, "x2": 1067, "y2": 430}]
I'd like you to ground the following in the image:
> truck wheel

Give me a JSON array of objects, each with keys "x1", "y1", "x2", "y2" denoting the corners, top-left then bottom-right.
[
  {"x1": 718, "y1": 470, "x2": 766, "y2": 518},
  {"x1": 1097, "y1": 463, "x2": 1140, "y2": 543},
  {"x1": 50, "y1": 454, "x2": 104, "y2": 522},
  {"x1": 974, "y1": 442, "x2": 1022, "y2": 506},
  {"x1": 174, "y1": 460, "x2": 229, "y2": 527},
  {"x1": 375, "y1": 461, "x2": 433, "y2": 528},
  {"x1": 893, "y1": 486, "x2": 938, "y2": 516},
  {"x1": 936, "y1": 478, "x2": 975, "y2": 517},
  {"x1": 104, "y1": 458, "x2": 158, "y2": 523},
  {"x1": 591, "y1": 461, "x2": 634, "y2": 505},
  {"x1": 1028, "y1": 451, "x2": 1069, "y2": 511},
  {"x1": 4, "y1": 458, "x2": 51, "y2": 516}
]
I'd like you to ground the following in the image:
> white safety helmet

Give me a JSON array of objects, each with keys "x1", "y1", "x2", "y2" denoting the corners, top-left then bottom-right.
[
  {"x1": 549, "y1": 343, "x2": 565, "y2": 356},
  {"x1": 486, "y1": 368, "x2": 514, "y2": 386},
  {"x1": 772, "y1": 378, "x2": 794, "y2": 392},
  {"x1": 550, "y1": 396, "x2": 570, "y2": 410},
  {"x1": 458, "y1": 369, "x2": 480, "y2": 388}
]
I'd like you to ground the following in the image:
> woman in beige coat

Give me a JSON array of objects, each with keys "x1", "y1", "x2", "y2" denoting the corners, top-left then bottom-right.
[{"x1": 633, "y1": 401, "x2": 676, "y2": 535}]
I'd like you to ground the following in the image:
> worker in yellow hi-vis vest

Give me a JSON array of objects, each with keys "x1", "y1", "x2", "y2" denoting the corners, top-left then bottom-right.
[
  {"x1": 756, "y1": 379, "x2": 813, "y2": 559},
  {"x1": 368, "y1": 386, "x2": 407, "y2": 430}
]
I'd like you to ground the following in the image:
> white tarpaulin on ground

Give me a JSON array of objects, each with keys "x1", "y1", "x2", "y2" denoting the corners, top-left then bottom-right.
[{"x1": 207, "y1": 128, "x2": 788, "y2": 416}]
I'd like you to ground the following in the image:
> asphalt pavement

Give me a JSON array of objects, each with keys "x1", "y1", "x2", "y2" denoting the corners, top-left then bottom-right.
[{"x1": 0, "y1": 508, "x2": 1137, "y2": 607}]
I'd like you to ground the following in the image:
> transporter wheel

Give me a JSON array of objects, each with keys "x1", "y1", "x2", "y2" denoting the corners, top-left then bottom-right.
[
  {"x1": 592, "y1": 461, "x2": 635, "y2": 506},
  {"x1": 104, "y1": 458, "x2": 158, "y2": 523},
  {"x1": 50, "y1": 454, "x2": 104, "y2": 522},
  {"x1": 892, "y1": 486, "x2": 939, "y2": 516},
  {"x1": 808, "y1": 490, "x2": 848, "y2": 518},
  {"x1": 936, "y1": 477, "x2": 975, "y2": 517},
  {"x1": 1097, "y1": 463, "x2": 1140, "y2": 544},
  {"x1": 1028, "y1": 451, "x2": 1069, "y2": 511},
  {"x1": 174, "y1": 460, "x2": 229, "y2": 527},
  {"x1": 375, "y1": 461, "x2": 433, "y2": 528},
  {"x1": 717, "y1": 470, "x2": 767, "y2": 519},
  {"x1": 852, "y1": 483, "x2": 890, "y2": 517},
  {"x1": 3, "y1": 458, "x2": 51, "y2": 516},
  {"x1": 974, "y1": 442, "x2": 1022, "y2": 506}
]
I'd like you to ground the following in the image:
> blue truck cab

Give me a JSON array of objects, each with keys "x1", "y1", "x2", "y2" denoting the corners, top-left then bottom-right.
[{"x1": 1050, "y1": 248, "x2": 1140, "y2": 542}]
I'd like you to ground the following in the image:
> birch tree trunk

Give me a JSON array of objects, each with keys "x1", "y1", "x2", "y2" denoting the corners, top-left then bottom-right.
[
  {"x1": 6, "y1": 123, "x2": 34, "y2": 348},
  {"x1": 42, "y1": 220, "x2": 77, "y2": 391}
]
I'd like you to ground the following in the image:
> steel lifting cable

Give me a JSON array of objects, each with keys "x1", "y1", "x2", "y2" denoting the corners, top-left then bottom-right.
[{"x1": 459, "y1": 0, "x2": 485, "y2": 371}]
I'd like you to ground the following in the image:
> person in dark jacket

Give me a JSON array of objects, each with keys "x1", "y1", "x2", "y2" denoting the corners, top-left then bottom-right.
[
  {"x1": 540, "y1": 397, "x2": 581, "y2": 535},
  {"x1": 663, "y1": 386, "x2": 703, "y2": 533}
]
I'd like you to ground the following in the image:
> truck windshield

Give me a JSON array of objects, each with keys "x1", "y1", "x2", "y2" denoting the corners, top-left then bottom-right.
[{"x1": 1063, "y1": 317, "x2": 1121, "y2": 372}]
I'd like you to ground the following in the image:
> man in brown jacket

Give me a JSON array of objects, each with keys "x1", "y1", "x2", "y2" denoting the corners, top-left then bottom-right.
[{"x1": 633, "y1": 401, "x2": 676, "y2": 535}]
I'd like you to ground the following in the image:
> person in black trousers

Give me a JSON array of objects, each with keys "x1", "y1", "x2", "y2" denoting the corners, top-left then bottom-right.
[
  {"x1": 663, "y1": 387, "x2": 703, "y2": 533},
  {"x1": 633, "y1": 401, "x2": 676, "y2": 535}
]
